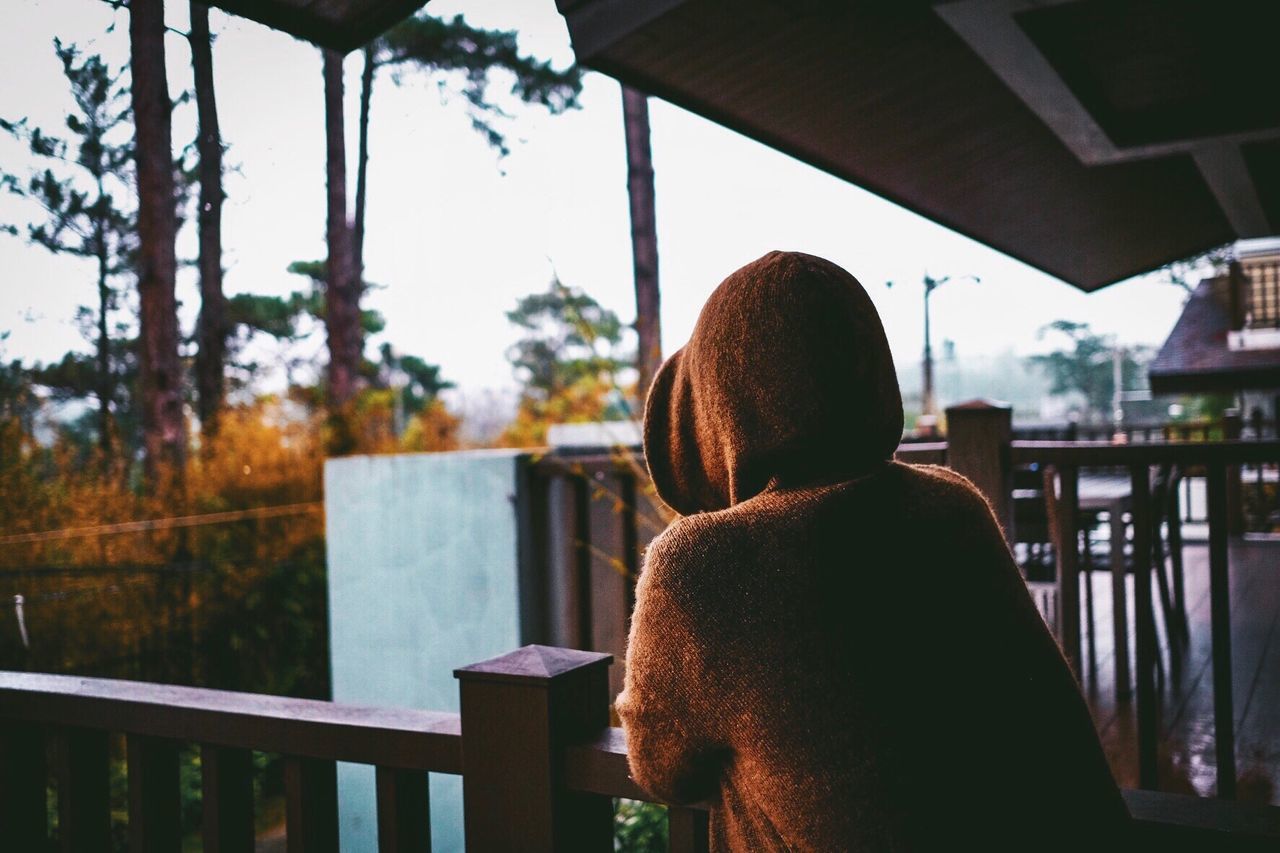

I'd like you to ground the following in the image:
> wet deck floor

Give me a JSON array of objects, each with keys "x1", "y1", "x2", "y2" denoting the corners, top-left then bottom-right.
[{"x1": 1067, "y1": 534, "x2": 1279, "y2": 804}]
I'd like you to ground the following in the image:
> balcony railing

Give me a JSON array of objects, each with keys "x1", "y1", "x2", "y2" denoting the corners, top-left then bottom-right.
[{"x1": 3, "y1": 646, "x2": 1280, "y2": 852}]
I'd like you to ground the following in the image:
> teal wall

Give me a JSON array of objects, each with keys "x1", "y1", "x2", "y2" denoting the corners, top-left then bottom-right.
[{"x1": 325, "y1": 449, "x2": 530, "y2": 853}]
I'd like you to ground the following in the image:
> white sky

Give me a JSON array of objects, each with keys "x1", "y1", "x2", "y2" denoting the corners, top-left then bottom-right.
[{"x1": 0, "y1": 0, "x2": 1192, "y2": 402}]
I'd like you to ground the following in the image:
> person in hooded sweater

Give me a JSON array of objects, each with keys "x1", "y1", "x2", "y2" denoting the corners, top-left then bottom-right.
[{"x1": 618, "y1": 251, "x2": 1131, "y2": 851}]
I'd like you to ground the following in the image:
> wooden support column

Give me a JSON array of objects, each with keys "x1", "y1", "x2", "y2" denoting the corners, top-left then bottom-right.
[
  {"x1": 945, "y1": 399, "x2": 1014, "y2": 542},
  {"x1": 455, "y1": 645, "x2": 613, "y2": 852}
]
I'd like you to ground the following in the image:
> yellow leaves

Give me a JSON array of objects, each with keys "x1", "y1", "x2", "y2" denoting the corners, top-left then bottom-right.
[{"x1": 496, "y1": 374, "x2": 618, "y2": 448}]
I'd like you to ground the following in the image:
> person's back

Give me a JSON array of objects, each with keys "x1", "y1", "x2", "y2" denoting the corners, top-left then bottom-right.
[{"x1": 618, "y1": 251, "x2": 1130, "y2": 850}]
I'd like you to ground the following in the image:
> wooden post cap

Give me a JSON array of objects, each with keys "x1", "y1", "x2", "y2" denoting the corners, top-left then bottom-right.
[
  {"x1": 946, "y1": 398, "x2": 1012, "y2": 413},
  {"x1": 454, "y1": 645, "x2": 613, "y2": 686}
]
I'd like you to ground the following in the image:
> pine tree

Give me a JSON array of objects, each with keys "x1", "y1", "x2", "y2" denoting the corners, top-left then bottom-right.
[
  {"x1": 621, "y1": 85, "x2": 662, "y2": 405},
  {"x1": 189, "y1": 2, "x2": 227, "y2": 435},
  {"x1": 1, "y1": 41, "x2": 136, "y2": 463},
  {"x1": 316, "y1": 13, "x2": 583, "y2": 452},
  {"x1": 130, "y1": 0, "x2": 185, "y2": 479}
]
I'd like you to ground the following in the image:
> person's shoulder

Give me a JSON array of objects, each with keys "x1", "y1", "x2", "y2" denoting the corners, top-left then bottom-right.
[
  {"x1": 640, "y1": 503, "x2": 767, "y2": 591},
  {"x1": 894, "y1": 461, "x2": 1000, "y2": 521}
]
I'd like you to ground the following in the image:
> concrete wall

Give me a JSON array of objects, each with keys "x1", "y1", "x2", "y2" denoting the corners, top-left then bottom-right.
[{"x1": 325, "y1": 449, "x2": 531, "y2": 853}]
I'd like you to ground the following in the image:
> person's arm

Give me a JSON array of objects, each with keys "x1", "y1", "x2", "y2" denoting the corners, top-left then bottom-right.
[{"x1": 616, "y1": 534, "x2": 726, "y2": 805}]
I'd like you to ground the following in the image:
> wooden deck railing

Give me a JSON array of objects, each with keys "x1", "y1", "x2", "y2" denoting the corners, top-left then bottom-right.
[
  {"x1": 1007, "y1": 438, "x2": 1280, "y2": 799},
  {"x1": 3, "y1": 646, "x2": 1280, "y2": 851}
]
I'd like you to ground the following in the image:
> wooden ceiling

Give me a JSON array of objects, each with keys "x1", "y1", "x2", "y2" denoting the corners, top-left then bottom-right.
[
  {"x1": 206, "y1": 0, "x2": 427, "y2": 52},
  {"x1": 555, "y1": 0, "x2": 1280, "y2": 291}
]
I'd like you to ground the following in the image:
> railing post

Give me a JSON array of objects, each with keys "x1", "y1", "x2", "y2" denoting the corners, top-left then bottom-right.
[
  {"x1": 455, "y1": 645, "x2": 614, "y2": 852},
  {"x1": 1130, "y1": 467, "x2": 1159, "y2": 790},
  {"x1": 1046, "y1": 465, "x2": 1082, "y2": 679},
  {"x1": 201, "y1": 744, "x2": 255, "y2": 853},
  {"x1": 945, "y1": 399, "x2": 1014, "y2": 542},
  {"x1": 1207, "y1": 462, "x2": 1238, "y2": 799},
  {"x1": 54, "y1": 727, "x2": 111, "y2": 853},
  {"x1": 0, "y1": 722, "x2": 46, "y2": 850},
  {"x1": 127, "y1": 734, "x2": 181, "y2": 852},
  {"x1": 1223, "y1": 409, "x2": 1245, "y2": 534},
  {"x1": 284, "y1": 756, "x2": 339, "y2": 853}
]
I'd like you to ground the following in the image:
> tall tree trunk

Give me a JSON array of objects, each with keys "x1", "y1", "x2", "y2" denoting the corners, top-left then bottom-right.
[
  {"x1": 353, "y1": 44, "x2": 375, "y2": 282},
  {"x1": 130, "y1": 0, "x2": 185, "y2": 480},
  {"x1": 622, "y1": 85, "x2": 662, "y2": 407},
  {"x1": 322, "y1": 48, "x2": 361, "y2": 438},
  {"x1": 190, "y1": 1, "x2": 226, "y2": 436},
  {"x1": 94, "y1": 222, "x2": 113, "y2": 463}
]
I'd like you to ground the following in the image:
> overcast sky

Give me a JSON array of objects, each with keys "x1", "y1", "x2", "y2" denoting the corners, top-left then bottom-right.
[{"x1": 0, "y1": 0, "x2": 1194, "y2": 408}]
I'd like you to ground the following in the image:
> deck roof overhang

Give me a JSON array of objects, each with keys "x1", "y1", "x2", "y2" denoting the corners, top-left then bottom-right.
[
  {"x1": 206, "y1": 0, "x2": 428, "y2": 53},
  {"x1": 555, "y1": 0, "x2": 1280, "y2": 291}
]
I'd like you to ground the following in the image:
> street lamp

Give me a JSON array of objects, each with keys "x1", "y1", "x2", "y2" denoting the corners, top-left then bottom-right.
[{"x1": 887, "y1": 273, "x2": 979, "y2": 425}]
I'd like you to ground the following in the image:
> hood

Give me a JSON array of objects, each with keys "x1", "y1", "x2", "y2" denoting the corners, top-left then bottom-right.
[{"x1": 643, "y1": 251, "x2": 903, "y2": 515}]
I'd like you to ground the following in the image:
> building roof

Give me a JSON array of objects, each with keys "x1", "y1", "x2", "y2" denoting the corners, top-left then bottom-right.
[
  {"x1": 207, "y1": 0, "x2": 427, "y2": 53},
  {"x1": 1149, "y1": 277, "x2": 1280, "y2": 394},
  {"x1": 555, "y1": 0, "x2": 1280, "y2": 291}
]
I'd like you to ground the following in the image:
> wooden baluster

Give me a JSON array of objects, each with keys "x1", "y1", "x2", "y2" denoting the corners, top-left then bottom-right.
[
  {"x1": 668, "y1": 807, "x2": 710, "y2": 853},
  {"x1": 455, "y1": 645, "x2": 614, "y2": 852},
  {"x1": 589, "y1": 469, "x2": 632, "y2": 700},
  {"x1": 54, "y1": 727, "x2": 111, "y2": 853},
  {"x1": 0, "y1": 722, "x2": 47, "y2": 849},
  {"x1": 1049, "y1": 465, "x2": 1082, "y2": 679},
  {"x1": 128, "y1": 734, "x2": 181, "y2": 852},
  {"x1": 1207, "y1": 462, "x2": 1238, "y2": 799},
  {"x1": 376, "y1": 766, "x2": 431, "y2": 853},
  {"x1": 1130, "y1": 466, "x2": 1158, "y2": 790},
  {"x1": 547, "y1": 472, "x2": 587, "y2": 649},
  {"x1": 284, "y1": 756, "x2": 339, "y2": 853},
  {"x1": 202, "y1": 744, "x2": 255, "y2": 853},
  {"x1": 1223, "y1": 411, "x2": 1244, "y2": 534}
]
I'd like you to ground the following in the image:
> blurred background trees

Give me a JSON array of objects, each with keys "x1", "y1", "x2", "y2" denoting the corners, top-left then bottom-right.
[
  {"x1": 500, "y1": 275, "x2": 634, "y2": 446},
  {"x1": 1, "y1": 41, "x2": 136, "y2": 468}
]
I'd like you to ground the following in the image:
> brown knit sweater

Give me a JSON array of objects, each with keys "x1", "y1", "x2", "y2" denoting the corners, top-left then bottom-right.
[{"x1": 618, "y1": 251, "x2": 1130, "y2": 851}]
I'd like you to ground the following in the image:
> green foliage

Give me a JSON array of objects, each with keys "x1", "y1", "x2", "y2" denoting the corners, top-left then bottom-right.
[
  {"x1": 614, "y1": 799, "x2": 668, "y2": 852},
  {"x1": 287, "y1": 259, "x2": 386, "y2": 335},
  {"x1": 1027, "y1": 321, "x2": 1151, "y2": 421},
  {"x1": 375, "y1": 342, "x2": 452, "y2": 414},
  {"x1": 373, "y1": 13, "x2": 583, "y2": 156},
  {"x1": 1156, "y1": 244, "x2": 1233, "y2": 293},
  {"x1": 498, "y1": 277, "x2": 634, "y2": 446},
  {"x1": 506, "y1": 276, "x2": 630, "y2": 400},
  {"x1": 1, "y1": 41, "x2": 135, "y2": 266}
]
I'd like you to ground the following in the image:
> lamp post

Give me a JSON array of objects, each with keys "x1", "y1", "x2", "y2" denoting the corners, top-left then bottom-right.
[{"x1": 888, "y1": 273, "x2": 979, "y2": 426}]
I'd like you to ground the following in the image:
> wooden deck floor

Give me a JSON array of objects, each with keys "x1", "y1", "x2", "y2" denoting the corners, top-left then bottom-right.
[{"x1": 1068, "y1": 534, "x2": 1280, "y2": 805}]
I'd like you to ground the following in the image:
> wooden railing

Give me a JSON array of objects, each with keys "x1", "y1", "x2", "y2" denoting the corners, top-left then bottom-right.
[
  {"x1": 3, "y1": 646, "x2": 1280, "y2": 851},
  {"x1": 1011, "y1": 439, "x2": 1280, "y2": 796}
]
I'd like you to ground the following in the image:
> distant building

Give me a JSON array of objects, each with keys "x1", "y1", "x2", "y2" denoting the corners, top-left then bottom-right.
[{"x1": 1150, "y1": 238, "x2": 1280, "y2": 426}]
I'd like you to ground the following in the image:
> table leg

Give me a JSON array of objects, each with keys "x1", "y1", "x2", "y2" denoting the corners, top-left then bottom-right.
[{"x1": 1111, "y1": 503, "x2": 1130, "y2": 702}]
